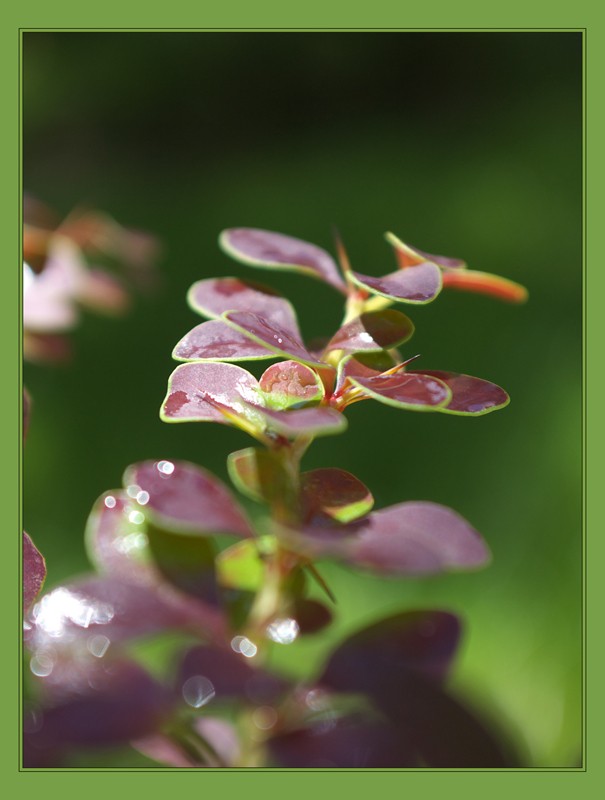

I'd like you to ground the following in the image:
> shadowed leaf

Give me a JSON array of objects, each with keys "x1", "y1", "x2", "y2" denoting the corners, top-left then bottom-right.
[
  {"x1": 227, "y1": 448, "x2": 290, "y2": 505},
  {"x1": 325, "y1": 309, "x2": 415, "y2": 355},
  {"x1": 293, "y1": 598, "x2": 333, "y2": 635},
  {"x1": 132, "y1": 717, "x2": 240, "y2": 768},
  {"x1": 123, "y1": 460, "x2": 254, "y2": 538},
  {"x1": 23, "y1": 532, "x2": 46, "y2": 610},
  {"x1": 349, "y1": 263, "x2": 442, "y2": 305},
  {"x1": 409, "y1": 371, "x2": 510, "y2": 415},
  {"x1": 245, "y1": 403, "x2": 348, "y2": 439},
  {"x1": 334, "y1": 352, "x2": 398, "y2": 395},
  {"x1": 219, "y1": 228, "x2": 347, "y2": 294},
  {"x1": 216, "y1": 536, "x2": 276, "y2": 593},
  {"x1": 173, "y1": 320, "x2": 279, "y2": 363},
  {"x1": 300, "y1": 468, "x2": 374, "y2": 523}
]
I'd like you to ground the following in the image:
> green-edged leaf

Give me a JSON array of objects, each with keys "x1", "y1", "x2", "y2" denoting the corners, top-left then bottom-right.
[
  {"x1": 409, "y1": 371, "x2": 510, "y2": 415},
  {"x1": 222, "y1": 311, "x2": 330, "y2": 369},
  {"x1": 301, "y1": 468, "x2": 374, "y2": 523},
  {"x1": 259, "y1": 361, "x2": 324, "y2": 410},
  {"x1": 348, "y1": 370, "x2": 451, "y2": 411},
  {"x1": 334, "y1": 352, "x2": 399, "y2": 395},
  {"x1": 173, "y1": 320, "x2": 279, "y2": 363},
  {"x1": 160, "y1": 362, "x2": 264, "y2": 431},
  {"x1": 349, "y1": 264, "x2": 442, "y2": 305},
  {"x1": 227, "y1": 447, "x2": 291, "y2": 505},
  {"x1": 123, "y1": 460, "x2": 254, "y2": 538},
  {"x1": 386, "y1": 231, "x2": 467, "y2": 270},
  {"x1": 187, "y1": 277, "x2": 301, "y2": 339},
  {"x1": 216, "y1": 536, "x2": 276, "y2": 592},
  {"x1": 325, "y1": 309, "x2": 414, "y2": 356},
  {"x1": 219, "y1": 228, "x2": 347, "y2": 294}
]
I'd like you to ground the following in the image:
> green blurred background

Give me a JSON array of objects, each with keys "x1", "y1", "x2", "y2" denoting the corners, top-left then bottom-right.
[{"x1": 23, "y1": 31, "x2": 582, "y2": 768}]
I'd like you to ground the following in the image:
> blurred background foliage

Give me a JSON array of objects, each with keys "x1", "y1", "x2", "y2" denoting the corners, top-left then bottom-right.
[{"x1": 23, "y1": 31, "x2": 582, "y2": 768}]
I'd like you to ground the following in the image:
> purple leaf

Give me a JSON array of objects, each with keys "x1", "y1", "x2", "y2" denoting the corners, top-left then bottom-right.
[
  {"x1": 348, "y1": 370, "x2": 451, "y2": 411},
  {"x1": 187, "y1": 277, "x2": 301, "y2": 339},
  {"x1": 386, "y1": 231, "x2": 467, "y2": 270},
  {"x1": 123, "y1": 460, "x2": 254, "y2": 538},
  {"x1": 84, "y1": 490, "x2": 158, "y2": 583},
  {"x1": 270, "y1": 719, "x2": 415, "y2": 768},
  {"x1": 132, "y1": 717, "x2": 241, "y2": 768},
  {"x1": 334, "y1": 352, "x2": 398, "y2": 395},
  {"x1": 23, "y1": 532, "x2": 46, "y2": 610},
  {"x1": 219, "y1": 228, "x2": 347, "y2": 294},
  {"x1": 409, "y1": 371, "x2": 510, "y2": 415},
  {"x1": 178, "y1": 645, "x2": 287, "y2": 703},
  {"x1": 173, "y1": 320, "x2": 279, "y2": 363},
  {"x1": 27, "y1": 659, "x2": 173, "y2": 748},
  {"x1": 26, "y1": 575, "x2": 226, "y2": 651},
  {"x1": 160, "y1": 362, "x2": 263, "y2": 428},
  {"x1": 277, "y1": 501, "x2": 490, "y2": 575},
  {"x1": 325, "y1": 309, "x2": 415, "y2": 355},
  {"x1": 320, "y1": 611, "x2": 461, "y2": 692},
  {"x1": 259, "y1": 361, "x2": 324, "y2": 410},
  {"x1": 245, "y1": 404, "x2": 348, "y2": 439},
  {"x1": 300, "y1": 468, "x2": 374, "y2": 523},
  {"x1": 350, "y1": 263, "x2": 442, "y2": 304},
  {"x1": 222, "y1": 311, "x2": 329, "y2": 368}
]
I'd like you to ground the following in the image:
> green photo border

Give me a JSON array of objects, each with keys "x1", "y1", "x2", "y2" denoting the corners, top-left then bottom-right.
[{"x1": 4, "y1": 3, "x2": 598, "y2": 797}]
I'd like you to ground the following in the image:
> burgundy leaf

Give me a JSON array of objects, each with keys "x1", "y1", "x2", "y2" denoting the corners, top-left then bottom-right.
[
  {"x1": 84, "y1": 490, "x2": 157, "y2": 584},
  {"x1": 123, "y1": 460, "x2": 253, "y2": 538},
  {"x1": 222, "y1": 311, "x2": 328, "y2": 368},
  {"x1": 178, "y1": 645, "x2": 287, "y2": 703},
  {"x1": 160, "y1": 362, "x2": 263, "y2": 426},
  {"x1": 27, "y1": 659, "x2": 173, "y2": 748},
  {"x1": 187, "y1": 277, "x2": 301, "y2": 339},
  {"x1": 23, "y1": 532, "x2": 46, "y2": 610},
  {"x1": 132, "y1": 717, "x2": 240, "y2": 768},
  {"x1": 173, "y1": 320, "x2": 279, "y2": 362},
  {"x1": 409, "y1": 371, "x2": 510, "y2": 415},
  {"x1": 334, "y1": 352, "x2": 398, "y2": 395},
  {"x1": 320, "y1": 611, "x2": 461, "y2": 692},
  {"x1": 219, "y1": 228, "x2": 347, "y2": 294},
  {"x1": 278, "y1": 501, "x2": 490, "y2": 575},
  {"x1": 386, "y1": 231, "x2": 467, "y2": 270},
  {"x1": 26, "y1": 575, "x2": 225, "y2": 651},
  {"x1": 270, "y1": 719, "x2": 415, "y2": 768},
  {"x1": 259, "y1": 361, "x2": 324, "y2": 409},
  {"x1": 300, "y1": 468, "x2": 374, "y2": 523},
  {"x1": 348, "y1": 370, "x2": 451, "y2": 410},
  {"x1": 325, "y1": 309, "x2": 415, "y2": 355},
  {"x1": 246, "y1": 404, "x2": 348, "y2": 439},
  {"x1": 349, "y1": 263, "x2": 442, "y2": 304}
]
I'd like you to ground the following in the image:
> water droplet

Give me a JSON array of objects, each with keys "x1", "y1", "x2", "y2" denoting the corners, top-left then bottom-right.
[
  {"x1": 136, "y1": 490, "x2": 150, "y2": 505},
  {"x1": 126, "y1": 484, "x2": 141, "y2": 498},
  {"x1": 128, "y1": 510, "x2": 145, "y2": 525},
  {"x1": 253, "y1": 706, "x2": 278, "y2": 730},
  {"x1": 87, "y1": 634, "x2": 110, "y2": 658},
  {"x1": 104, "y1": 495, "x2": 117, "y2": 509},
  {"x1": 182, "y1": 675, "x2": 216, "y2": 708},
  {"x1": 266, "y1": 618, "x2": 299, "y2": 645},
  {"x1": 157, "y1": 460, "x2": 175, "y2": 475},
  {"x1": 30, "y1": 654, "x2": 54, "y2": 677},
  {"x1": 231, "y1": 635, "x2": 258, "y2": 658}
]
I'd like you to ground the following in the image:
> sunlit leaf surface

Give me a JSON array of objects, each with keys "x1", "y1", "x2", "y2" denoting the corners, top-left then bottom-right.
[
  {"x1": 187, "y1": 277, "x2": 301, "y2": 339},
  {"x1": 219, "y1": 228, "x2": 347, "y2": 294},
  {"x1": 173, "y1": 320, "x2": 279, "y2": 362},
  {"x1": 23, "y1": 532, "x2": 46, "y2": 610},
  {"x1": 123, "y1": 460, "x2": 254, "y2": 538},
  {"x1": 349, "y1": 263, "x2": 442, "y2": 304},
  {"x1": 348, "y1": 370, "x2": 451, "y2": 410},
  {"x1": 409, "y1": 371, "x2": 510, "y2": 415},
  {"x1": 441, "y1": 268, "x2": 528, "y2": 303}
]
